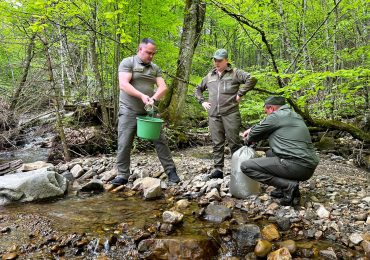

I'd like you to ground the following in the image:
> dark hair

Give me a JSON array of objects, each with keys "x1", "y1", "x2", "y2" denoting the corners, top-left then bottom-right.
[{"x1": 140, "y1": 38, "x2": 156, "y2": 46}]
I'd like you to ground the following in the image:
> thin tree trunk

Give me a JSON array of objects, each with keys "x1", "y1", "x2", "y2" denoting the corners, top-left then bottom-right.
[
  {"x1": 10, "y1": 33, "x2": 36, "y2": 110},
  {"x1": 40, "y1": 36, "x2": 71, "y2": 162},
  {"x1": 57, "y1": 25, "x2": 66, "y2": 105},
  {"x1": 90, "y1": 1, "x2": 110, "y2": 128},
  {"x1": 329, "y1": 0, "x2": 339, "y2": 119},
  {"x1": 277, "y1": 1, "x2": 292, "y2": 62},
  {"x1": 164, "y1": 0, "x2": 206, "y2": 125},
  {"x1": 112, "y1": 0, "x2": 122, "y2": 122}
]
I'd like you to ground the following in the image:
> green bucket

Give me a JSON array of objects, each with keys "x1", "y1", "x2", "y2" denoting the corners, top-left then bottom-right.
[{"x1": 136, "y1": 116, "x2": 164, "y2": 140}]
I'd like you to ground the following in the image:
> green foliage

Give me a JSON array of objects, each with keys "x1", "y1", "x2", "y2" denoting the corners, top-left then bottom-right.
[{"x1": 0, "y1": 0, "x2": 368, "y2": 133}]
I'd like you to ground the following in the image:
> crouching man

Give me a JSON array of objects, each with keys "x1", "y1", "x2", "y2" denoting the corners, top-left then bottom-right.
[{"x1": 241, "y1": 96, "x2": 319, "y2": 206}]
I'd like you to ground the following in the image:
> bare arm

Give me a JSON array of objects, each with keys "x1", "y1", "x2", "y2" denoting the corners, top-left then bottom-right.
[
  {"x1": 119, "y1": 71, "x2": 151, "y2": 105},
  {"x1": 152, "y1": 77, "x2": 167, "y2": 101}
]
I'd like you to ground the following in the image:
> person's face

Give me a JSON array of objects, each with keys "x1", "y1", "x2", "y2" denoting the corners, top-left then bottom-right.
[
  {"x1": 138, "y1": 43, "x2": 157, "y2": 64},
  {"x1": 213, "y1": 58, "x2": 228, "y2": 72}
]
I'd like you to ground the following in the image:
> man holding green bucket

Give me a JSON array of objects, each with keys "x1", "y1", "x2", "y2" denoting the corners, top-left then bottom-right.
[{"x1": 112, "y1": 38, "x2": 180, "y2": 186}]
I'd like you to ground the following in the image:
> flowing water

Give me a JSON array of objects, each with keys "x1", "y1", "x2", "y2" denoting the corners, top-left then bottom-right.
[{"x1": 0, "y1": 192, "x2": 363, "y2": 259}]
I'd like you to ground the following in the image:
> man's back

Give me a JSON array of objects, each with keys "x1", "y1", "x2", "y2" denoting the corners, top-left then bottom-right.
[{"x1": 248, "y1": 105, "x2": 319, "y2": 168}]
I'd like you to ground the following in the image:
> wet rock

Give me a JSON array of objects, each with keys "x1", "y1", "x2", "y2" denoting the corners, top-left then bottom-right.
[
  {"x1": 315, "y1": 230, "x2": 323, "y2": 239},
  {"x1": 361, "y1": 240, "x2": 370, "y2": 254},
  {"x1": 330, "y1": 155, "x2": 345, "y2": 161},
  {"x1": 0, "y1": 168, "x2": 67, "y2": 205},
  {"x1": 277, "y1": 240, "x2": 296, "y2": 254},
  {"x1": 317, "y1": 205, "x2": 330, "y2": 219},
  {"x1": 267, "y1": 247, "x2": 292, "y2": 260},
  {"x1": 133, "y1": 177, "x2": 162, "y2": 199},
  {"x1": 61, "y1": 171, "x2": 74, "y2": 181},
  {"x1": 203, "y1": 204, "x2": 232, "y2": 223},
  {"x1": 100, "y1": 168, "x2": 117, "y2": 182},
  {"x1": 160, "y1": 223, "x2": 174, "y2": 234},
  {"x1": 298, "y1": 248, "x2": 314, "y2": 258},
  {"x1": 162, "y1": 211, "x2": 183, "y2": 224},
  {"x1": 254, "y1": 239, "x2": 272, "y2": 257},
  {"x1": 319, "y1": 247, "x2": 337, "y2": 260},
  {"x1": 349, "y1": 233, "x2": 363, "y2": 245},
  {"x1": 137, "y1": 237, "x2": 218, "y2": 259},
  {"x1": 275, "y1": 217, "x2": 290, "y2": 231},
  {"x1": 174, "y1": 199, "x2": 190, "y2": 210},
  {"x1": 80, "y1": 179, "x2": 104, "y2": 192},
  {"x1": 267, "y1": 202, "x2": 279, "y2": 211},
  {"x1": 1, "y1": 227, "x2": 11, "y2": 233},
  {"x1": 232, "y1": 224, "x2": 261, "y2": 255},
  {"x1": 205, "y1": 178, "x2": 223, "y2": 192},
  {"x1": 354, "y1": 213, "x2": 367, "y2": 221},
  {"x1": 20, "y1": 161, "x2": 53, "y2": 171},
  {"x1": 50, "y1": 244, "x2": 61, "y2": 253},
  {"x1": 261, "y1": 224, "x2": 280, "y2": 241},
  {"x1": 245, "y1": 252, "x2": 258, "y2": 260},
  {"x1": 80, "y1": 169, "x2": 97, "y2": 180},
  {"x1": 70, "y1": 164, "x2": 84, "y2": 178},
  {"x1": 205, "y1": 188, "x2": 221, "y2": 201},
  {"x1": 2, "y1": 252, "x2": 19, "y2": 260},
  {"x1": 108, "y1": 234, "x2": 118, "y2": 246}
]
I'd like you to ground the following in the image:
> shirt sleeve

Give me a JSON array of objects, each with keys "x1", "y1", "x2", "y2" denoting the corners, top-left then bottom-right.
[
  {"x1": 152, "y1": 63, "x2": 162, "y2": 77},
  {"x1": 195, "y1": 76, "x2": 208, "y2": 104},
  {"x1": 234, "y1": 69, "x2": 257, "y2": 97},
  {"x1": 247, "y1": 113, "x2": 279, "y2": 142},
  {"x1": 118, "y1": 57, "x2": 134, "y2": 72}
]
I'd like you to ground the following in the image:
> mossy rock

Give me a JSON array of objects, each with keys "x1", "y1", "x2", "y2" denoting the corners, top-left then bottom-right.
[{"x1": 315, "y1": 137, "x2": 336, "y2": 151}]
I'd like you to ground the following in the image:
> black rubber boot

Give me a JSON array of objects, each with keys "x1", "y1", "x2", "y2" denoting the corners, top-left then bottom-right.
[
  {"x1": 271, "y1": 185, "x2": 300, "y2": 198},
  {"x1": 110, "y1": 176, "x2": 128, "y2": 186},
  {"x1": 209, "y1": 169, "x2": 223, "y2": 179},
  {"x1": 280, "y1": 182, "x2": 300, "y2": 206},
  {"x1": 270, "y1": 189, "x2": 284, "y2": 198},
  {"x1": 167, "y1": 168, "x2": 180, "y2": 183}
]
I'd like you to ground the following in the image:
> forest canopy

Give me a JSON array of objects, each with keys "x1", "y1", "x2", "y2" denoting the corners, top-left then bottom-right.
[{"x1": 0, "y1": 0, "x2": 369, "y2": 142}]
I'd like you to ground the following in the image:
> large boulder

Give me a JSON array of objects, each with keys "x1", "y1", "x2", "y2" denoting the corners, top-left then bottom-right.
[{"x1": 0, "y1": 167, "x2": 67, "y2": 205}]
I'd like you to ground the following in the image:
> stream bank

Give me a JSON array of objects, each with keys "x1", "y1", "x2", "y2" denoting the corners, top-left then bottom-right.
[{"x1": 0, "y1": 145, "x2": 369, "y2": 259}]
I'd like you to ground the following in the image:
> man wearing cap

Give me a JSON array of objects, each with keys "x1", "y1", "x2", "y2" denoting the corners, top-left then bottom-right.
[
  {"x1": 195, "y1": 49, "x2": 257, "y2": 179},
  {"x1": 111, "y1": 38, "x2": 180, "y2": 186},
  {"x1": 241, "y1": 96, "x2": 319, "y2": 206}
]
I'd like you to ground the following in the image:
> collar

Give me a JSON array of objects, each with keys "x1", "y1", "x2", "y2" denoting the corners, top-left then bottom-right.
[
  {"x1": 134, "y1": 55, "x2": 151, "y2": 66},
  {"x1": 278, "y1": 104, "x2": 290, "y2": 110},
  {"x1": 211, "y1": 65, "x2": 233, "y2": 75}
]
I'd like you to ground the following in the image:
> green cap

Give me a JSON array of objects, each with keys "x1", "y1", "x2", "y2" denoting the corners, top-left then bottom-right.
[
  {"x1": 213, "y1": 49, "x2": 228, "y2": 59},
  {"x1": 264, "y1": 96, "x2": 286, "y2": 106}
]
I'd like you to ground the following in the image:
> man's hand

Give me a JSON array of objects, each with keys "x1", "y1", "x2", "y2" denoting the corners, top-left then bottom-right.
[
  {"x1": 236, "y1": 95, "x2": 241, "y2": 103},
  {"x1": 141, "y1": 94, "x2": 151, "y2": 105},
  {"x1": 242, "y1": 128, "x2": 251, "y2": 139},
  {"x1": 201, "y1": 102, "x2": 211, "y2": 110}
]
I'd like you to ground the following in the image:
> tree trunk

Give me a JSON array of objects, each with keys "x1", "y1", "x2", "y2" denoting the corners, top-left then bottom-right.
[
  {"x1": 90, "y1": 1, "x2": 110, "y2": 129},
  {"x1": 10, "y1": 33, "x2": 36, "y2": 110},
  {"x1": 164, "y1": 0, "x2": 206, "y2": 125},
  {"x1": 277, "y1": 1, "x2": 292, "y2": 62},
  {"x1": 112, "y1": 0, "x2": 122, "y2": 122},
  {"x1": 41, "y1": 36, "x2": 71, "y2": 162}
]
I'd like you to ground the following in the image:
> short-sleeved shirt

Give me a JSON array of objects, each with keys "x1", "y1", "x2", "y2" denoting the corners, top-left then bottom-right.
[{"x1": 118, "y1": 55, "x2": 162, "y2": 114}]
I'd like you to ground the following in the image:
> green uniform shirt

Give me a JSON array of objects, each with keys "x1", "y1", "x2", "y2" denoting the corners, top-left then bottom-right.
[
  {"x1": 118, "y1": 55, "x2": 162, "y2": 114},
  {"x1": 247, "y1": 105, "x2": 319, "y2": 168},
  {"x1": 195, "y1": 66, "x2": 257, "y2": 116}
]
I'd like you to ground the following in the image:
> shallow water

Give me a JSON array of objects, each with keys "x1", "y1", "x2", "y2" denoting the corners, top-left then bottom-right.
[
  {"x1": 0, "y1": 191, "x2": 364, "y2": 259},
  {"x1": 0, "y1": 147, "x2": 49, "y2": 164}
]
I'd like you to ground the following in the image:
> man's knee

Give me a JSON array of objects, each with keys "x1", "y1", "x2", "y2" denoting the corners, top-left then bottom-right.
[{"x1": 240, "y1": 160, "x2": 257, "y2": 176}]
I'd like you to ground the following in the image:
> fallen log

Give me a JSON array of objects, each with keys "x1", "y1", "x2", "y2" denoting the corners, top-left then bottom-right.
[{"x1": 0, "y1": 159, "x2": 23, "y2": 176}]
